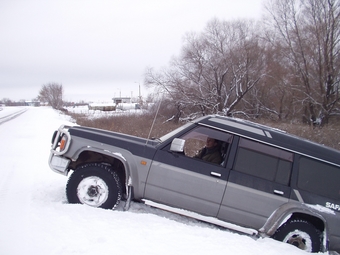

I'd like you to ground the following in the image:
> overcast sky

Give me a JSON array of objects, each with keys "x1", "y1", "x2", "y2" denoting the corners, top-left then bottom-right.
[{"x1": 0, "y1": 0, "x2": 264, "y2": 103}]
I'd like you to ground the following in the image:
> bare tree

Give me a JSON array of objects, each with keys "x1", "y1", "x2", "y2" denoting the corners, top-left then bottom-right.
[
  {"x1": 1, "y1": 98, "x2": 12, "y2": 105},
  {"x1": 221, "y1": 20, "x2": 266, "y2": 116},
  {"x1": 38, "y1": 83, "x2": 64, "y2": 109},
  {"x1": 253, "y1": 36, "x2": 296, "y2": 120},
  {"x1": 145, "y1": 19, "x2": 266, "y2": 119},
  {"x1": 265, "y1": 0, "x2": 340, "y2": 125}
]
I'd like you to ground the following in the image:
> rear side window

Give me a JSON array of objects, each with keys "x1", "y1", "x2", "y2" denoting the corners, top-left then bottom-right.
[
  {"x1": 234, "y1": 138, "x2": 293, "y2": 185},
  {"x1": 298, "y1": 157, "x2": 340, "y2": 200}
]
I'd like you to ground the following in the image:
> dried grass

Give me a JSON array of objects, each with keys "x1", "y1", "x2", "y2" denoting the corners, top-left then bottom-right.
[
  {"x1": 256, "y1": 119, "x2": 340, "y2": 151},
  {"x1": 68, "y1": 111, "x2": 181, "y2": 139},
  {"x1": 68, "y1": 112, "x2": 340, "y2": 151}
]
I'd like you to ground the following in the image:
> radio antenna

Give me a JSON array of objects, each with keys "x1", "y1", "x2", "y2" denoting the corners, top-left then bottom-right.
[{"x1": 146, "y1": 97, "x2": 162, "y2": 145}]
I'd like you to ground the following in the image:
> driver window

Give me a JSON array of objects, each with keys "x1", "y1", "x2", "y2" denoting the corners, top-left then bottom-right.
[{"x1": 180, "y1": 126, "x2": 233, "y2": 165}]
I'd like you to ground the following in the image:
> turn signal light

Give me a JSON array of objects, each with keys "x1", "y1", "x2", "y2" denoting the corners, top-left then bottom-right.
[{"x1": 60, "y1": 136, "x2": 67, "y2": 151}]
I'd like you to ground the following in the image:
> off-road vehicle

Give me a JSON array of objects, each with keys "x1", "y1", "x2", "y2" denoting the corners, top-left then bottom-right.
[{"x1": 49, "y1": 115, "x2": 340, "y2": 252}]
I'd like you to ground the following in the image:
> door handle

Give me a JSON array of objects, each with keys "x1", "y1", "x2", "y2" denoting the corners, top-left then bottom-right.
[
  {"x1": 210, "y1": 172, "x2": 221, "y2": 178},
  {"x1": 274, "y1": 190, "x2": 284, "y2": 196}
]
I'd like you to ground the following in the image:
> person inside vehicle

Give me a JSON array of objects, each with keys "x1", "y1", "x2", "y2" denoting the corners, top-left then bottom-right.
[{"x1": 194, "y1": 137, "x2": 222, "y2": 164}]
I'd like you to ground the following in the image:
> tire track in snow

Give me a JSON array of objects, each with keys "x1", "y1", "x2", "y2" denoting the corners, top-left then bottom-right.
[
  {"x1": 0, "y1": 108, "x2": 28, "y2": 125},
  {"x1": 0, "y1": 108, "x2": 35, "y2": 251}
]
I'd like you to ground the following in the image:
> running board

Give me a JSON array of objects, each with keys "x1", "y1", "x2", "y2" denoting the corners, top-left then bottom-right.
[{"x1": 142, "y1": 199, "x2": 258, "y2": 236}]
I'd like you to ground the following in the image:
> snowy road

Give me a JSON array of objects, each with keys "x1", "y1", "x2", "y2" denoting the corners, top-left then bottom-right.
[
  {"x1": 0, "y1": 106, "x2": 28, "y2": 125},
  {"x1": 0, "y1": 107, "x2": 320, "y2": 255}
]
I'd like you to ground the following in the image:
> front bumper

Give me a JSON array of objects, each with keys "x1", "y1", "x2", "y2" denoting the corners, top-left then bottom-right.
[
  {"x1": 49, "y1": 125, "x2": 72, "y2": 175},
  {"x1": 48, "y1": 153, "x2": 71, "y2": 175}
]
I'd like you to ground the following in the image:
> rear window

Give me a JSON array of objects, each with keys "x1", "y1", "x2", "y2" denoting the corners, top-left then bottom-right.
[
  {"x1": 234, "y1": 138, "x2": 293, "y2": 185},
  {"x1": 298, "y1": 157, "x2": 340, "y2": 200}
]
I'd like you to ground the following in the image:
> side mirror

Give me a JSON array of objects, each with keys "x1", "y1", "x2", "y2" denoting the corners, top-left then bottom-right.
[{"x1": 170, "y1": 138, "x2": 185, "y2": 152}]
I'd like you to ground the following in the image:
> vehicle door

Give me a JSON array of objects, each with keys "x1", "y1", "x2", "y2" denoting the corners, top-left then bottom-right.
[
  {"x1": 144, "y1": 126, "x2": 233, "y2": 217},
  {"x1": 218, "y1": 137, "x2": 293, "y2": 229}
]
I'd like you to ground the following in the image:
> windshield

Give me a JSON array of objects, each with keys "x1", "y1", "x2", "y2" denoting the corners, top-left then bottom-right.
[{"x1": 159, "y1": 122, "x2": 193, "y2": 142}]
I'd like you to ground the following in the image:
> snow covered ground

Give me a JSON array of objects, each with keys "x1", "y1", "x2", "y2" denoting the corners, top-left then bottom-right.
[
  {"x1": 0, "y1": 106, "x2": 326, "y2": 255},
  {"x1": 66, "y1": 105, "x2": 144, "y2": 119}
]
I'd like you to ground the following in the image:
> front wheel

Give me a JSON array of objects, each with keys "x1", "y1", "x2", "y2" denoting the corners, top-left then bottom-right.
[
  {"x1": 66, "y1": 163, "x2": 122, "y2": 209},
  {"x1": 272, "y1": 219, "x2": 322, "y2": 253}
]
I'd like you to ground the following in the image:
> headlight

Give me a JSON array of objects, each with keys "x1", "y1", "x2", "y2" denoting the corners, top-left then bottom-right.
[{"x1": 51, "y1": 130, "x2": 58, "y2": 144}]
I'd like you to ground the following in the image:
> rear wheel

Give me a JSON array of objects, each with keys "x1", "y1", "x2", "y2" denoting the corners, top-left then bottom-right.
[
  {"x1": 272, "y1": 219, "x2": 322, "y2": 252},
  {"x1": 66, "y1": 163, "x2": 122, "y2": 209}
]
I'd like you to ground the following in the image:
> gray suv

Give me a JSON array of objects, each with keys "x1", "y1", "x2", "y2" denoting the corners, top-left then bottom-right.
[{"x1": 49, "y1": 115, "x2": 340, "y2": 253}]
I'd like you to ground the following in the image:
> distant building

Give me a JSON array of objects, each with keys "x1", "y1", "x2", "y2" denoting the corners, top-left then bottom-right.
[
  {"x1": 112, "y1": 97, "x2": 132, "y2": 104},
  {"x1": 116, "y1": 103, "x2": 140, "y2": 110},
  {"x1": 25, "y1": 101, "x2": 40, "y2": 107},
  {"x1": 112, "y1": 97, "x2": 140, "y2": 110}
]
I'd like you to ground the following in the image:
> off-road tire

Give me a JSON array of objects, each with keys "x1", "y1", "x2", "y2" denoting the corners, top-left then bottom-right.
[
  {"x1": 272, "y1": 219, "x2": 322, "y2": 253},
  {"x1": 66, "y1": 163, "x2": 122, "y2": 209}
]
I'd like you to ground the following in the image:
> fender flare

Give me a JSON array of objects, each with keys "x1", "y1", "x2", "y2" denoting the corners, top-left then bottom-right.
[
  {"x1": 259, "y1": 202, "x2": 329, "y2": 241},
  {"x1": 70, "y1": 145, "x2": 139, "y2": 209}
]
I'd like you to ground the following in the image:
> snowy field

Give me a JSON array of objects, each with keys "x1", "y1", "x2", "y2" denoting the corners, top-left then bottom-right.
[
  {"x1": 0, "y1": 106, "x2": 326, "y2": 255},
  {"x1": 66, "y1": 104, "x2": 144, "y2": 119}
]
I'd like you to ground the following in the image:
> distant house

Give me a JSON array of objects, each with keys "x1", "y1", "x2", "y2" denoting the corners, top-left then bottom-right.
[
  {"x1": 112, "y1": 97, "x2": 140, "y2": 111},
  {"x1": 87, "y1": 97, "x2": 141, "y2": 112},
  {"x1": 25, "y1": 101, "x2": 40, "y2": 107},
  {"x1": 112, "y1": 97, "x2": 132, "y2": 104},
  {"x1": 116, "y1": 103, "x2": 140, "y2": 110}
]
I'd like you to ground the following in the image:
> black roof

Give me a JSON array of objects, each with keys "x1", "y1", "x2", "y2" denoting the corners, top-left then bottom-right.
[{"x1": 195, "y1": 115, "x2": 340, "y2": 166}]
